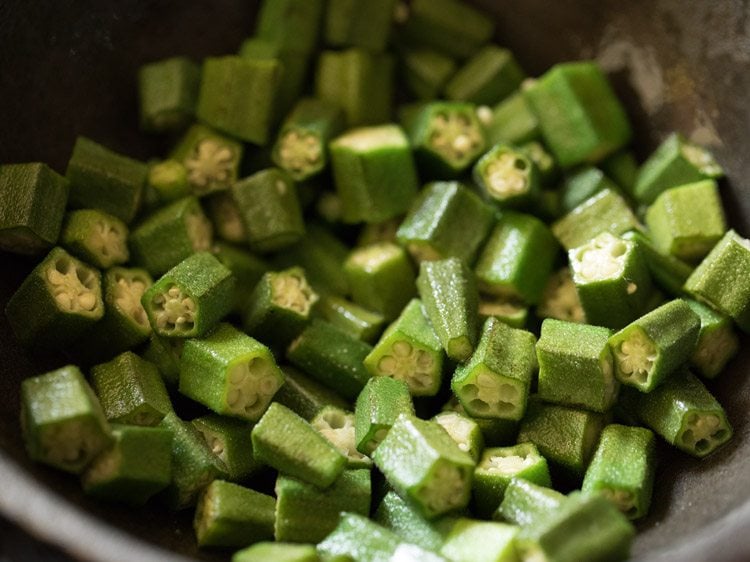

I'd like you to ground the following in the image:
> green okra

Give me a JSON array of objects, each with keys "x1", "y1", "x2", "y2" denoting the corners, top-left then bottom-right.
[
  {"x1": 518, "y1": 140, "x2": 559, "y2": 186},
  {"x1": 400, "y1": 48, "x2": 457, "y2": 101},
  {"x1": 685, "y1": 229, "x2": 750, "y2": 332},
  {"x1": 582, "y1": 424, "x2": 656, "y2": 519},
  {"x1": 0, "y1": 162, "x2": 69, "y2": 255},
  {"x1": 91, "y1": 351, "x2": 172, "y2": 426},
  {"x1": 417, "y1": 257, "x2": 479, "y2": 362},
  {"x1": 315, "y1": 295, "x2": 386, "y2": 343},
  {"x1": 634, "y1": 132, "x2": 724, "y2": 205},
  {"x1": 206, "y1": 192, "x2": 247, "y2": 244},
  {"x1": 21, "y1": 365, "x2": 112, "y2": 474},
  {"x1": 475, "y1": 212, "x2": 558, "y2": 305},
  {"x1": 274, "y1": 366, "x2": 351, "y2": 422},
  {"x1": 193, "y1": 479, "x2": 275, "y2": 548},
  {"x1": 496, "y1": 478, "x2": 565, "y2": 526},
  {"x1": 82, "y1": 424, "x2": 172, "y2": 506},
  {"x1": 477, "y1": 297, "x2": 529, "y2": 329},
  {"x1": 330, "y1": 125, "x2": 419, "y2": 223},
  {"x1": 620, "y1": 368, "x2": 732, "y2": 457},
  {"x1": 316, "y1": 49, "x2": 394, "y2": 127},
  {"x1": 645, "y1": 179, "x2": 727, "y2": 263},
  {"x1": 312, "y1": 406, "x2": 371, "y2": 468},
  {"x1": 192, "y1": 414, "x2": 261, "y2": 482},
  {"x1": 325, "y1": 0, "x2": 397, "y2": 52},
  {"x1": 443, "y1": 397, "x2": 519, "y2": 449},
  {"x1": 473, "y1": 144, "x2": 540, "y2": 209},
  {"x1": 373, "y1": 414, "x2": 475, "y2": 519},
  {"x1": 537, "y1": 267, "x2": 587, "y2": 324},
  {"x1": 147, "y1": 160, "x2": 191, "y2": 203},
  {"x1": 275, "y1": 469, "x2": 371, "y2": 543},
  {"x1": 609, "y1": 299, "x2": 700, "y2": 392},
  {"x1": 61, "y1": 209, "x2": 129, "y2": 269},
  {"x1": 233, "y1": 542, "x2": 319, "y2": 562},
  {"x1": 170, "y1": 124, "x2": 244, "y2": 197},
  {"x1": 473, "y1": 443, "x2": 551, "y2": 518},
  {"x1": 358, "y1": 217, "x2": 401, "y2": 247},
  {"x1": 569, "y1": 232, "x2": 653, "y2": 329},
  {"x1": 287, "y1": 320, "x2": 373, "y2": 401},
  {"x1": 354, "y1": 377, "x2": 414, "y2": 455},
  {"x1": 432, "y1": 411, "x2": 484, "y2": 463},
  {"x1": 601, "y1": 150, "x2": 639, "y2": 198},
  {"x1": 180, "y1": 323, "x2": 284, "y2": 421},
  {"x1": 141, "y1": 334, "x2": 183, "y2": 388},
  {"x1": 65, "y1": 136, "x2": 147, "y2": 224},
  {"x1": 536, "y1": 319, "x2": 617, "y2": 413},
  {"x1": 363, "y1": 298, "x2": 444, "y2": 396},
  {"x1": 444, "y1": 45, "x2": 525, "y2": 106},
  {"x1": 196, "y1": 55, "x2": 282, "y2": 145},
  {"x1": 523, "y1": 62, "x2": 632, "y2": 169},
  {"x1": 232, "y1": 168, "x2": 306, "y2": 253},
  {"x1": 138, "y1": 56, "x2": 200, "y2": 133},
  {"x1": 621, "y1": 230, "x2": 694, "y2": 297},
  {"x1": 374, "y1": 490, "x2": 452, "y2": 552},
  {"x1": 6, "y1": 247, "x2": 104, "y2": 350},
  {"x1": 686, "y1": 299, "x2": 740, "y2": 379},
  {"x1": 255, "y1": 0, "x2": 324, "y2": 56},
  {"x1": 243, "y1": 267, "x2": 319, "y2": 350},
  {"x1": 452, "y1": 317, "x2": 536, "y2": 421},
  {"x1": 559, "y1": 166, "x2": 620, "y2": 214},
  {"x1": 440, "y1": 518, "x2": 519, "y2": 562},
  {"x1": 142, "y1": 252, "x2": 235, "y2": 338},
  {"x1": 129, "y1": 195, "x2": 213, "y2": 277},
  {"x1": 251, "y1": 402, "x2": 347, "y2": 488},
  {"x1": 396, "y1": 181, "x2": 495, "y2": 265},
  {"x1": 211, "y1": 242, "x2": 270, "y2": 313},
  {"x1": 480, "y1": 91, "x2": 540, "y2": 147}
]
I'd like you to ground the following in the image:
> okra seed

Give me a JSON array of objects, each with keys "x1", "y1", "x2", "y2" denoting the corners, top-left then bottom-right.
[
  {"x1": 485, "y1": 153, "x2": 528, "y2": 197},
  {"x1": 484, "y1": 453, "x2": 534, "y2": 474},
  {"x1": 91, "y1": 220, "x2": 128, "y2": 263},
  {"x1": 615, "y1": 332, "x2": 657, "y2": 384},
  {"x1": 278, "y1": 131, "x2": 322, "y2": 174},
  {"x1": 185, "y1": 139, "x2": 234, "y2": 192},
  {"x1": 538, "y1": 268, "x2": 586, "y2": 323},
  {"x1": 601, "y1": 487, "x2": 636, "y2": 514},
  {"x1": 416, "y1": 462, "x2": 466, "y2": 514},
  {"x1": 114, "y1": 277, "x2": 149, "y2": 326},
  {"x1": 575, "y1": 241, "x2": 626, "y2": 281},
  {"x1": 271, "y1": 273, "x2": 317, "y2": 315},
  {"x1": 186, "y1": 210, "x2": 213, "y2": 252},
  {"x1": 681, "y1": 143, "x2": 722, "y2": 176},
  {"x1": 476, "y1": 105, "x2": 493, "y2": 125},
  {"x1": 152, "y1": 285, "x2": 196, "y2": 332},
  {"x1": 47, "y1": 262, "x2": 98, "y2": 313},
  {"x1": 429, "y1": 111, "x2": 483, "y2": 163}
]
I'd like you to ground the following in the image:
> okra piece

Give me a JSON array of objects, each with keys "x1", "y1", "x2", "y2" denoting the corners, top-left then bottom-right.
[
  {"x1": 344, "y1": 242, "x2": 416, "y2": 321},
  {"x1": 142, "y1": 252, "x2": 235, "y2": 338},
  {"x1": 287, "y1": 320, "x2": 373, "y2": 401},
  {"x1": 316, "y1": 295, "x2": 386, "y2": 343},
  {"x1": 406, "y1": 102, "x2": 487, "y2": 178},
  {"x1": 330, "y1": 125, "x2": 419, "y2": 223},
  {"x1": 21, "y1": 365, "x2": 112, "y2": 474},
  {"x1": 517, "y1": 400, "x2": 604, "y2": 480},
  {"x1": 417, "y1": 257, "x2": 479, "y2": 362},
  {"x1": 473, "y1": 443, "x2": 551, "y2": 518},
  {"x1": 255, "y1": 0, "x2": 324, "y2": 56},
  {"x1": 477, "y1": 297, "x2": 529, "y2": 329},
  {"x1": 170, "y1": 124, "x2": 244, "y2": 196},
  {"x1": 192, "y1": 414, "x2": 261, "y2": 482},
  {"x1": 686, "y1": 299, "x2": 739, "y2": 379},
  {"x1": 193, "y1": 479, "x2": 275, "y2": 548},
  {"x1": 645, "y1": 180, "x2": 727, "y2": 263},
  {"x1": 147, "y1": 160, "x2": 191, "y2": 203},
  {"x1": 358, "y1": 218, "x2": 401, "y2": 247},
  {"x1": 621, "y1": 230, "x2": 694, "y2": 297},
  {"x1": 394, "y1": 0, "x2": 494, "y2": 60},
  {"x1": 138, "y1": 56, "x2": 200, "y2": 133},
  {"x1": 685, "y1": 229, "x2": 750, "y2": 332},
  {"x1": 443, "y1": 397, "x2": 519, "y2": 448},
  {"x1": 0, "y1": 162, "x2": 69, "y2": 255},
  {"x1": 141, "y1": 334, "x2": 183, "y2": 387},
  {"x1": 312, "y1": 406, "x2": 371, "y2": 468},
  {"x1": 536, "y1": 319, "x2": 617, "y2": 413},
  {"x1": 440, "y1": 518, "x2": 519, "y2": 562},
  {"x1": 158, "y1": 412, "x2": 227, "y2": 510},
  {"x1": 180, "y1": 323, "x2": 284, "y2": 421},
  {"x1": 518, "y1": 140, "x2": 559, "y2": 186},
  {"x1": 212, "y1": 242, "x2": 270, "y2": 312},
  {"x1": 560, "y1": 166, "x2": 620, "y2": 214},
  {"x1": 363, "y1": 298, "x2": 444, "y2": 396},
  {"x1": 354, "y1": 377, "x2": 414, "y2": 455},
  {"x1": 91, "y1": 352, "x2": 172, "y2": 426},
  {"x1": 400, "y1": 48, "x2": 457, "y2": 100},
  {"x1": 233, "y1": 542, "x2": 318, "y2": 562},
  {"x1": 6, "y1": 247, "x2": 103, "y2": 350},
  {"x1": 82, "y1": 424, "x2": 172, "y2": 506},
  {"x1": 243, "y1": 267, "x2": 319, "y2": 350},
  {"x1": 536, "y1": 267, "x2": 587, "y2": 323},
  {"x1": 480, "y1": 91, "x2": 540, "y2": 147},
  {"x1": 452, "y1": 317, "x2": 536, "y2": 420},
  {"x1": 232, "y1": 168, "x2": 305, "y2": 253},
  {"x1": 196, "y1": 55, "x2": 282, "y2": 145},
  {"x1": 325, "y1": 0, "x2": 397, "y2": 52},
  {"x1": 475, "y1": 212, "x2": 558, "y2": 304},
  {"x1": 432, "y1": 411, "x2": 484, "y2": 463},
  {"x1": 523, "y1": 62, "x2": 632, "y2": 169},
  {"x1": 275, "y1": 469, "x2": 371, "y2": 543},
  {"x1": 473, "y1": 144, "x2": 540, "y2": 209},
  {"x1": 315, "y1": 49, "x2": 394, "y2": 127},
  {"x1": 582, "y1": 424, "x2": 656, "y2": 519},
  {"x1": 251, "y1": 402, "x2": 347, "y2": 488},
  {"x1": 274, "y1": 366, "x2": 350, "y2": 422},
  {"x1": 496, "y1": 478, "x2": 565, "y2": 526},
  {"x1": 129, "y1": 195, "x2": 213, "y2": 276},
  {"x1": 620, "y1": 368, "x2": 732, "y2": 457},
  {"x1": 608, "y1": 299, "x2": 700, "y2": 392},
  {"x1": 551, "y1": 188, "x2": 640, "y2": 251},
  {"x1": 61, "y1": 209, "x2": 129, "y2": 269},
  {"x1": 569, "y1": 231, "x2": 653, "y2": 329},
  {"x1": 65, "y1": 136, "x2": 147, "y2": 224},
  {"x1": 373, "y1": 414, "x2": 475, "y2": 519},
  {"x1": 206, "y1": 192, "x2": 247, "y2": 244},
  {"x1": 444, "y1": 46, "x2": 525, "y2": 106},
  {"x1": 601, "y1": 150, "x2": 639, "y2": 197},
  {"x1": 634, "y1": 132, "x2": 724, "y2": 205},
  {"x1": 374, "y1": 490, "x2": 450, "y2": 552},
  {"x1": 397, "y1": 182, "x2": 494, "y2": 265}
]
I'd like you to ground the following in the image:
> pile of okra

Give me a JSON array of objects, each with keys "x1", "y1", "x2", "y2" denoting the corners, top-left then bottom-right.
[{"x1": 2, "y1": 0, "x2": 746, "y2": 560}]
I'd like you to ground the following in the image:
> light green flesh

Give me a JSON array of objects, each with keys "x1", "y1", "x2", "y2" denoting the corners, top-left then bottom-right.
[
  {"x1": 151, "y1": 285, "x2": 196, "y2": 334},
  {"x1": 277, "y1": 130, "x2": 323, "y2": 176},
  {"x1": 613, "y1": 329, "x2": 657, "y2": 386},
  {"x1": 414, "y1": 461, "x2": 467, "y2": 515},
  {"x1": 185, "y1": 138, "x2": 235, "y2": 193},
  {"x1": 376, "y1": 339, "x2": 437, "y2": 394},
  {"x1": 428, "y1": 111, "x2": 483, "y2": 165},
  {"x1": 679, "y1": 412, "x2": 730, "y2": 455},
  {"x1": 270, "y1": 272, "x2": 318, "y2": 316},
  {"x1": 225, "y1": 358, "x2": 280, "y2": 418},
  {"x1": 483, "y1": 152, "x2": 529, "y2": 199},
  {"x1": 45, "y1": 257, "x2": 98, "y2": 313},
  {"x1": 312, "y1": 410, "x2": 371, "y2": 464},
  {"x1": 459, "y1": 369, "x2": 521, "y2": 418}
]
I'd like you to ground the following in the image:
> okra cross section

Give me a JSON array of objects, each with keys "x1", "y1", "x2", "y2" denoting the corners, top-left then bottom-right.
[
  {"x1": 432, "y1": 411, "x2": 484, "y2": 463},
  {"x1": 473, "y1": 144, "x2": 540, "y2": 209},
  {"x1": 537, "y1": 267, "x2": 586, "y2": 323},
  {"x1": 372, "y1": 414, "x2": 475, "y2": 519},
  {"x1": 686, "y1": 299, "x2": 740, "y2": 379},
  {"x1": 312, "y1": 406, "x2": 371, "y2": 468},
  {"x1": 354, "y1": 377, "x2": 414, "y2": 456},
  {"x1": 444, "y1": 44, "x2": 525, "y2": 106},
  {"x1": 192, "y1": 414, "x2": 261, "y2": 482},
  {"x1": 180, "y1": 323, "x2": 284, "y2": 422},
  {"x1": 439, "y1": 518, "x2": 520, "y2": 562}
]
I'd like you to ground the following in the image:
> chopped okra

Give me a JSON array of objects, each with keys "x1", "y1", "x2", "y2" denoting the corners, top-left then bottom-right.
[
  {"x1": 61, "y1": 209, "x2": 129, "y2": 269},
  {"x1": 354, "y1": 376, "x2": 414, "y2": 455},
  {"x1": 432, "y1": 411, "x2": 484, "y2": 463},
  {"x1": 473, "y1": 144, "x2": 540, "y2": 209},
  {"x1": 312, "y1": 406, "x2": 372, "y2": 468},
  {"x1": 537, "y1": 267, "x2": 587, "y2": 323},
  {"x1": 192, "y1": 414, "x2": 262, "y2": 482}
]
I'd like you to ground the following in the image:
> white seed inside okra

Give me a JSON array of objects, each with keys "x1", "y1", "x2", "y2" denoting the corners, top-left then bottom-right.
[
  {"x1": 680, "y1": 412, "x2": 729, "y2": 454},
  {"x1": 312, "y1": 410, "x2": 370, "y2": 464},
  {"x1": 152, "y1": 285, "x2": 196, "y2": 333},
  {"x1": 186, "y1": 209, "x2": 213, "y2": 252},
  {"x1": 270, "y1": 272, "x2": 318, "y2": 315},
  {"x1": 484, "y1": 152, "x2": 529, "y2": 198},
  {"x1": 40, "y1": 420, "x2": 95, "y2": 465},
  {"x1": 573, "y1": 235, "x2": 628, "y2": 282},
  {"x1": 429, "y1": 111, "x2": 483, "y2": 162},
  {"x1": 680, "y1": 143, "x2": 722, "y2": 177},
  {"x1": 114, "y1": 275, "x2": 149, "y2": 327},
  {"x1": 416, "y1": 462, "x2": 467, "y2": 514},
  {"x1": 225, "y1": 358, "x2": 279, "y2": 416},
  {"x1": 460, "y1": 371, "x2": 519, "y2": 415},
  {"x1": 614, "y1": 330, "x2": 657, "y2": 385},
  {"x1": 90, "y1": 219, "x2": 128, "y2": 263},
  {"x1": 376, "y1": 340, "x2": 435, "y2": 392},
  {"x1": 185, "y1": 138, "x2": 234, "y2": 192},
  {"x1": 538, "y1": 268, "x2": 586, "y2": 323},
  {"x1": 482, "y1": 452, "x2": 535, "y2": 475},
  {"x1": 278, "y1": 130, "x2": 323, "y2": 175},
  {"x1": 47, "y1": 258, "x2": 98, "y2": 313},
  {"x1": 434, "y1": 412, "x2": 474, "y2": 454}
]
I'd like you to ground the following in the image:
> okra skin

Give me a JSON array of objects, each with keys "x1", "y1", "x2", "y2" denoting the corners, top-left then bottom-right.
[
  {"x1": 686, "y1": 299, "x2": 739, "y2": 379},
  {"x1": 147, "y1": 159, "x2": 191, "y2": 204},
  {"x1": 233, "y1": 542, "x2": 319, "y2": 562},
  {"x1": 21, "y1": 365, "x2": 112, "y2": 474},
  {"x1": 452, "y1": 317, "x2": 537, "y2": 421},
  {"x1": 482, "y1": 91, "x2": 540, "y2": 147},
  {"x1": 400, "y1": 48, "x2": 457, "y2": 101},
  {"x1": 473, "y1": 144, "x2": 540, "y2": 209},
  {"x1": 396, "y1": 181, "x2": 495, "y2": 266},
  {"x1": 316, "y1": 295, "x2": 386, "y2": 343},
  {"x1": 141, "y1": 334, "x2": 183, "y2": 388},
  {"x1": 537, "y1": 267, "x2": 587, "y2": 324},
  {"x1": 355, "y1": 377, "x2": 414, "y2": 455},
  {"x1": 582, "y1": 424, "x2": 656, "y2": 519},
  {"x1": 192, "y1": 414, "x2": 261, "y2": 482},
  {"x1": 325, "y1": 0, "x2": 397, "y2": 52},
  {"x1": 622, "y1": 230, "x2": 694, "y2": 298},
  {"x1": 274, "y1": 366, "x2": 351, "y2": 421},
  {"x1": 496, "y1": 478, "x2": 565, "y2": 527},
  {"x1": 608, "y1": 299, "x2": 700, "y2": 392},
  {"x1": 0, "y1": 162, "x2": 69, "y2": 255},
  {"x1": 312, "y1": 406, "x2": 371, "y2": 468},
  {"x1": 444, "y1": 45, "x2": 525, "y2": 106},
  {"x1": 211, "y1": 242, "x2": 270, "y2": 313},
  {"x1": 61, "y1": 209, "x2": 129, "y2": 269},
  {"x1": 417, "y1": 257, "x2": 480, "y2": 362},
  {"x1": 255, "y1": 0, "x2": 324, "y2": 56},
  {"x1": 138, "y1": 56, "x2": 200, "y2": 133},
  {"x1": 251, "y1": 402, "x2": 347, "y2": 488},
  {"x1": 193, "y1": 480, "x2": 275, "y2": 548},
  {"x1": 440, "y1": 518, "x2": 519, "y2": 562},
  {"x1": 559, "y1": 166, "x2": 619, "y2": 214},
  {"x1": 478, "y1": 297, "x2": 529, "y2": 329},
  {"x1": 443, "y1": 397, "x2": 519, "y2": 449},
  {"x1": 374, "y1": 490, "x2": 451, "y2": 552}
]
